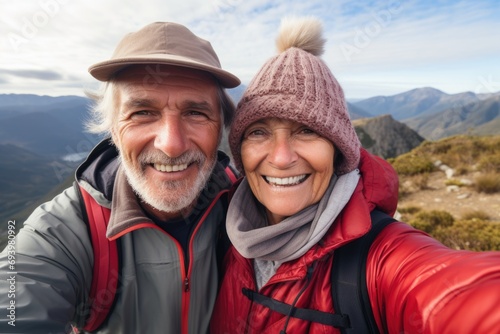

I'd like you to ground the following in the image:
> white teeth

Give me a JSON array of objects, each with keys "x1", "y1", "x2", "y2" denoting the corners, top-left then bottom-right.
[
  {"x1": 265, "y1": 175, "x2": 307, "y2": 186},
  {"x1": 154, "y1": 163, "x2": 188, "y2": 172}
]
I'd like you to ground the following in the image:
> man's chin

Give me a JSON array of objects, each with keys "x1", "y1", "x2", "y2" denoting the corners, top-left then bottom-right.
[{"x1": 139, "y1": 184, "x2": 197, "y2": 212}]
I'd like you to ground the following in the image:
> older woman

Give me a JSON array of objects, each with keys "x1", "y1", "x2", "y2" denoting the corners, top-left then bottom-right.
[{"x1": 210, "y1": 17, "x2": 500, "y2": 334}]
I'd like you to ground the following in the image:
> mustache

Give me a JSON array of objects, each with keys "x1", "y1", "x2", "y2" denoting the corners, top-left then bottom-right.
[{"x1": 138, "y1": 149, "x2": 206, "y2": 166}]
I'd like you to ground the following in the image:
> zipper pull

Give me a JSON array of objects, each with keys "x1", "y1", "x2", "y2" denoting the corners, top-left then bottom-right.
[{"x1": 184, "y1": 277, "x2": 190, "y2": 292}]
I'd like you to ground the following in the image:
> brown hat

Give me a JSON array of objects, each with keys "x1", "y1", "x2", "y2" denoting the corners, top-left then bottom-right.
[
  {"x1": 229, "y1": 17, "x2": 361, "y2": 175},
  {"x1": 88, "y1": 22, "x2": 240, "y2": 88}
]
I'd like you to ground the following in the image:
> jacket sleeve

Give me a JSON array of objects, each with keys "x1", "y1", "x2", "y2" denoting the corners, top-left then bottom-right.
[
  {"x1": 0, "y1": 186, "x2": 94, "y2": 333},
  {"x1": 367, "y1": 222, "x2": 500, "y2": 333}
]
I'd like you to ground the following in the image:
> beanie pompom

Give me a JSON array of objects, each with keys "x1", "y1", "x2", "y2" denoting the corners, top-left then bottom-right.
[{"x1": 276, "y1": 16, "x2": 325, "y2": 56}]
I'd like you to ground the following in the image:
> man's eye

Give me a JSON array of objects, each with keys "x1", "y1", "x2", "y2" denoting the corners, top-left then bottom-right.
[
  {"x1": 187, "y1": 110, "x2": 204, "y2": 116},
  {"x1": 132, "y1": 110, "x2": 151, "y2": 117},
  {"x1": 186, "y1": 110, "x2": 211, "y2": 119}
]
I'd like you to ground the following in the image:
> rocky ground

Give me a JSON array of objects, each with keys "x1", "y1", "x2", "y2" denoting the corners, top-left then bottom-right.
[{"x1": 397, "y1": 167, "x2": 500, "y2": 222}]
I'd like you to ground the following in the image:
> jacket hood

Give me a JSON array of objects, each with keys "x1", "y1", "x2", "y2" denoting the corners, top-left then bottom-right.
[
  {"x1": 76, "y1": 138, "x2": 120, "y2": 201},
  {"x1": 358, "y1": 148, "x2": 399, "y2": 216}
]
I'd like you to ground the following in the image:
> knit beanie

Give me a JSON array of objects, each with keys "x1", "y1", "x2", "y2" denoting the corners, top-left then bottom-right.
[{"x1": 229, "y1": 17, "x2": 360, "y2": 175}]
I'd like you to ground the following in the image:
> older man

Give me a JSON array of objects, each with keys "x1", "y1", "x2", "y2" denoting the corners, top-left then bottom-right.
[{"x1": 0, "y1": 22, "x2": 240, "y2": 333}]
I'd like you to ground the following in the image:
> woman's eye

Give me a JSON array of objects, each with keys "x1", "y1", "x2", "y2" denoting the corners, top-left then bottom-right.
[
  {"x1": 296, "y1": 127, "x2": 321, "y2": 139},
  {"x1": 244, "y1": 128, "x2": 266, "y2": 139},
  {"x1": 300, "y1": 128, "x2": 315, "y2": 134},
  {"x1": 251, "y1": 130, "x2": 263, "y2": 135}
]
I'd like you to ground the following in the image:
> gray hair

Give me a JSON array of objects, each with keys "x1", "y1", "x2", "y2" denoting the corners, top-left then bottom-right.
[{"x1": 85, "y1": 78, "x2": 236, "y2": 137}]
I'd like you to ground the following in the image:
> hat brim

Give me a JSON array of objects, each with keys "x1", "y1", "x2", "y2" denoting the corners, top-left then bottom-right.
[{"x1": 88, "y1": 54, "x2": 241, "y2": 88}]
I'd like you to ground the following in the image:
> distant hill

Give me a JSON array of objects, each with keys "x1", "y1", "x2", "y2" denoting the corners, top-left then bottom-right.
[
  {"x1": 471, "y1": 117, "x2": 500, "y2": 136},
  {"x1": 227, "y1": 85, "x2": 246, "y2": 104},
  {"x1": 347, "y1": 102, "x2": 373, "y2": 120},
  {"x1": 353, "y1": 114, "x2": 425, "y2": 158},
  {"x1": 404, "y1": 95, "x2": 500, "y2": 140},
  {"x1": 0, "y1": 94, "x2": 89, "y2": 119},
  {"x1": 0, "y1": 168, "x2": 76, "y2": 249},
  {"x1": 0, "y1": 94, "x2": 100, "y2": 158},
  {"x1": 0, "y1": 144, "x2": 64, "y2": 227},
  {"x1": 353, "y1": 87, "x2": 487, "y2": 120}
]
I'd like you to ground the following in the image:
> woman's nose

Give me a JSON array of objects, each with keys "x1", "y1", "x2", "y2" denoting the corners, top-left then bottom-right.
[{"x1": 267, "y1": 135, "x2": 298, "y2": 168}]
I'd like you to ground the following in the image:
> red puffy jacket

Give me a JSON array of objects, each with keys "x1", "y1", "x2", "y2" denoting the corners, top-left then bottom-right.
[{"x1": 211, "y1": 149, "x2": 500, "y2": 333}]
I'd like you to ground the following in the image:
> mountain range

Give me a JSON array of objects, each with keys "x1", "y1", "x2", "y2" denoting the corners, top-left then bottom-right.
[
  {"x1": 0, "y1": 94, "x2": 100, "y2": 158},
  {"x1": 350, "y1": 87, "x2": 500, "y2": 141},
  {"x1": 352, "y1": 87, "x2": 497, "y2": 120},
  {"x1": 404, "y1": 93, "x2": 500, "y2": 140},
  {"x1": 0, "y1": 86, "x2": 499, "y2": 238}
]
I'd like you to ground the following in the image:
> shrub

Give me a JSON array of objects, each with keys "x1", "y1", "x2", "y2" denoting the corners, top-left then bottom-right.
[
  {"x1": 390, "y1": 154, "x2": 435, "y2": 176},
  {"x1": 398, "y1": 206, "x2": 421, "y2": 222},
  {"x1": 432, "y1": 220, "x2": 500, "y2": 251},
  {"x1": 408, "y1": 210, "x2": 500, "y2": 251},
  {"x1": 461, "y1": 210, "x2": 490, "y2": 221},
  {"x1": 474, "y1": 173, "x2": 500, "y2": 194},
  {"x1": 411, "y1": 135, "x2": 500, "y2": 173},
  {"x1": 409, "y1": 210, "x2": 454, "y2": 234},
  {"x1": 398, "y1": 206, "x2": 422, "y2": 214},
  {"x1": 477, "y1": 153, "x2": 500, "y2": 173},
  {"x1": 444, "y1": 179, "x2": 464, "y2": 187}
]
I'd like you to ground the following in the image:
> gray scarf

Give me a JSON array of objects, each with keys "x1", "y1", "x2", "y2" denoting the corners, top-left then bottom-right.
[{"x1": 226, "y1": 170, "x2": 360, "y2": 266}]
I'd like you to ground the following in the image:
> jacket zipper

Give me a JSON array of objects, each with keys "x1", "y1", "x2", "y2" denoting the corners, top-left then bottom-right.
[{"x1": 181, "y1": 189, "x2": 229, "y2": 334}]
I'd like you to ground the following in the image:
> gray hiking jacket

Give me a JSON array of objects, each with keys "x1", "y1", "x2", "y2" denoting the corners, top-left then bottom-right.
[{"x1": 0, "y1": 139, "x2": 234, "y2": 334}]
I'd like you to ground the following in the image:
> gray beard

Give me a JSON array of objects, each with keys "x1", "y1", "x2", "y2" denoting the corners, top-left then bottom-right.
[{"x1": 120, "y1": 150, "x2": 216, "y2": 214}]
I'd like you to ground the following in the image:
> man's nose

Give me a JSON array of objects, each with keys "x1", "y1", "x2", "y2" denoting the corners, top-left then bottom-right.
[{"x1": 154, "y1": 115, "x2": 188, "y2": 158}]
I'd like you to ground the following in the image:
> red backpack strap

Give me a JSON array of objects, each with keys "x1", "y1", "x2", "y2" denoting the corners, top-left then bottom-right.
[
  {"x1": 78, "y1": 185, "x2": 118, "y2": 332},
  {"x1": 224, "y1": 165, "x2": 239, "y2": 185},
  {"x1": 224, "y1": 165, "x2": 243, "y2": 202}
]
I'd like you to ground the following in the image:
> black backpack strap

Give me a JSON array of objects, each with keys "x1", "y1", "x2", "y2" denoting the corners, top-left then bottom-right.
[
  {"x1": 332, "y1": 209, "x2": 396, "y2": 334},
  {"x1": 242, "y1": 288, "x2": 350, "y2": 328}
]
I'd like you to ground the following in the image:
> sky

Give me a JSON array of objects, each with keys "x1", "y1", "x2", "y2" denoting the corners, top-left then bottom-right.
[{"x1": 1, "y1": 0, "x2": 499, "y2": 99}]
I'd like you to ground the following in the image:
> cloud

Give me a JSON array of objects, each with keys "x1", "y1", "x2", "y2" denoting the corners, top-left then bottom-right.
[
  {"x1": 328, "y1": 1, "x2": 500, "y2": 65},
  {"x1": 0, "y1": 0, "x2": 499, "y2": 98},
  {"x1": 0, "y1": 69, "x2": 63, "y2": 80}
]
